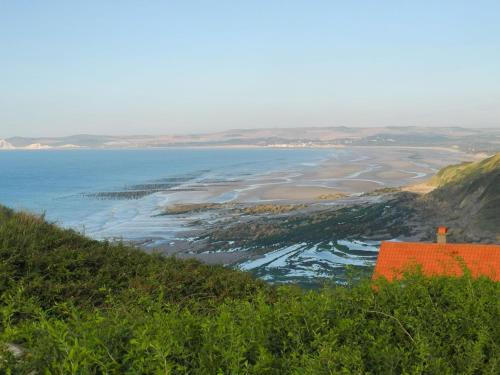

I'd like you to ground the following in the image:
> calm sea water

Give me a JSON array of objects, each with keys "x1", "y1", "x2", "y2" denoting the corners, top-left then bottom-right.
[{"x1": 0, "y1": 148, "x2": 333, "y2": 243}]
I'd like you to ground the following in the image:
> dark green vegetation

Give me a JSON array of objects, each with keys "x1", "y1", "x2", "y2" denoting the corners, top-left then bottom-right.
[
  {"x1": 0, "y1": 206, "x2": 262, "y2": 310},
  {"x1": 1, "y1": 205, "x2": 499, "y2": 373}
]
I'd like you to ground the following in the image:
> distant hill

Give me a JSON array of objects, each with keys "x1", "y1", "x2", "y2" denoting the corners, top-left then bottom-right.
[{"x1": 3, "y1": 127, "x2": 500, "y2": 152}]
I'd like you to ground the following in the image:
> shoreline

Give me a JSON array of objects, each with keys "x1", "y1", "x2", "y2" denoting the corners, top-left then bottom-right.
[
  {"x1": 107, "y1": 146, "x2": 475, "y2": 267},
  {"x1": 0, "y1": 143, "x2": 485, "y2": 155},
  {"x1": 3, "y1": 146, "x2": 477, "y2": 267},
  {"x1": 2, "y1": 145, "x2": 484, "y2": 281}
]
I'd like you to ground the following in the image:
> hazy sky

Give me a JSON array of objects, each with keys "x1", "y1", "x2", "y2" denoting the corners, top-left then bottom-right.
[{"x1": 1, "y1": 1, "x2": 499, "y2": 137}]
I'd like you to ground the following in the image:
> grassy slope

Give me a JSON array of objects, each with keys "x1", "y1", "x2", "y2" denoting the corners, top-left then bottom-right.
[
  {"x1": 0, "y1": 206, "x2": 499, "y2": 373},
  {"x1": 0, "y1": 205, "x2": 265, "y2": 309},
  {"x1": 428, "y1": 153, "x2": 500, "y2": 232},
  {"x1": 429, "y1": 153, "x2": 500, "y2": 187}
]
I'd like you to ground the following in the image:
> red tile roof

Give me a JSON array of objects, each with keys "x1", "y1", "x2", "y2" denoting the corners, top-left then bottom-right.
[{"x1": 373, "y1": 241, "x2": 500, "y2": 281}]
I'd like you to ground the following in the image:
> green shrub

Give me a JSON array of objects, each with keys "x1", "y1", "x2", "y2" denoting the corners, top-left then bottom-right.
[
  {"x1": 0, "y1": 207, "x2": 498, "y2": 373},
  {"x1": 0, "y1": 207, "x2": 266, "y2": 309}
]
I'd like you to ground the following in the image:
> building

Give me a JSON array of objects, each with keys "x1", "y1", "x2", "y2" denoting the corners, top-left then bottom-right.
[{"x1": 373, "y1": 227, "x2": 500, "y2": 281}]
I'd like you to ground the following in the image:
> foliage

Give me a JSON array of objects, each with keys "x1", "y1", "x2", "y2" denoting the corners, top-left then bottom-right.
[
  {"x1": 0, "y1": 205, "x2": 265, "y2": 309},
  {"x1": 0, "y1": 206, "x2": 499, "y2": 373},
  {"x1": 429, "y1": 153, "x2": 500, "y2": 188}
]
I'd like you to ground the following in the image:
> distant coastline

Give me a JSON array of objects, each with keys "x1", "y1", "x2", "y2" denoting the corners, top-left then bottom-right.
[{"x1": 2, "y1": 126, "x2": 499, "y2": 154}]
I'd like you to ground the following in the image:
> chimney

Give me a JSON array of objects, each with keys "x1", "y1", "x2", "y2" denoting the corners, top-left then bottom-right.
[{"x1": 437, "y1": 226, "x2": 448, "y2": 244}]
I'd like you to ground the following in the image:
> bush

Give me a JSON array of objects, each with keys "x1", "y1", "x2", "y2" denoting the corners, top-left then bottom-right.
[
  {"x1": 0, "y1": 207, "x2": 499, "y2": 373},
  {"x1": 0, "y1": 207, "x2": 266, "y2": 309}
]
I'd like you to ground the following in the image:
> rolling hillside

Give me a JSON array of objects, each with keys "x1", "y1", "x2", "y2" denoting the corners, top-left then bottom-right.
[
  {"x1": 425, "y1": 153, "x2": 500, "y2": 235},
  {"x1": 3, "y1": 127, "x2": 500, "y2": 152},
  {"x1": 0, "y1": 205, "x2": 498, "y2": 372}
]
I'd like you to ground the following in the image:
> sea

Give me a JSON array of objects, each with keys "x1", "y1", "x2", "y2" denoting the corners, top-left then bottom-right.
[{"x1": 0, "y1": 148, "x2": 333, "y2": 244}]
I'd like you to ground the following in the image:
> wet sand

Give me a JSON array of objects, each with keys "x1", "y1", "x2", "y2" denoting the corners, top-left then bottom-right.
[
  {"x1": 157, "y1": 146, "x2": 472, "y2": 204},
  {"x1": 150, "y1": 146, "x2": 473, "y2": 222},
  {"x1": 146, "y1": 146, "x2": 475, "y2": 264}
]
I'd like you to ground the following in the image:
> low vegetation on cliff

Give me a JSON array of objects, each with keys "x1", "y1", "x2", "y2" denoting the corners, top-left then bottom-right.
[
  {"x1": 428, "y1": 153, "x2": 500, "y2": 232},
  {"x1": 0, "y1": 205, "x2": 498, "y2": 373}
]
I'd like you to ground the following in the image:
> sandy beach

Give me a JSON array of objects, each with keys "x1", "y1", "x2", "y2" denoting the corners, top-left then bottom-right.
[
  {"x1": 155, "y1": 146, "x2": 473, "y2": 206},
  {"x1": 140, "y1": 146, "x2": 476, "y2": 265}
]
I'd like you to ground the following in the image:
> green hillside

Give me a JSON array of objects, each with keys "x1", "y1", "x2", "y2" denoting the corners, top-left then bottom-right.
[
  {"x1": 427, "y1": 153, "x2": 500, "y2": 232},
  {"x1": 0, "y1": 205, "x2": 499, "y2": 373},
  {"x1": 0, "y1": 205, "x2": 264, "y2": 309},
  {"x1": 430, "y1": 153, "x2": 500, "y2": 187}
]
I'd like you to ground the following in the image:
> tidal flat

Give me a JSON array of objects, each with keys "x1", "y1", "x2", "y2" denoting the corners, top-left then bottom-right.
[
  {"x1": 0, "y1": 146, "x2": 478, "y2": 284},
  {"x1": 128, "y1": 146, "x2": 475, "y2": 284}
]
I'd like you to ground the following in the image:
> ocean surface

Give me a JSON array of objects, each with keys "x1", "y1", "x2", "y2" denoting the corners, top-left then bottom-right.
[{"x1": 0, "y1": 148, "x2": 333, "y2": 244}]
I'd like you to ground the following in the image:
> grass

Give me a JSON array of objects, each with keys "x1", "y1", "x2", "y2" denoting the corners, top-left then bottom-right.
[
  {"x1": 0, "y1": 205, "x2": 499, "y2": 373},
  {"x1": 430, "y1": 153, "x2": 500, "y2": 188},
  {"x1": 428, "y1": 153, "x2": 500, "y2": 231},
  {"x1": 0, "y1": 205, "x2": 265, "y2": 309}
]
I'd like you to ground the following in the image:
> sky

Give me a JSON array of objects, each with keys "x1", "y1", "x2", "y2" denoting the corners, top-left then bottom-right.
[{"x1": 1, "y1": 1, "x2": 499, "y2": 137}]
